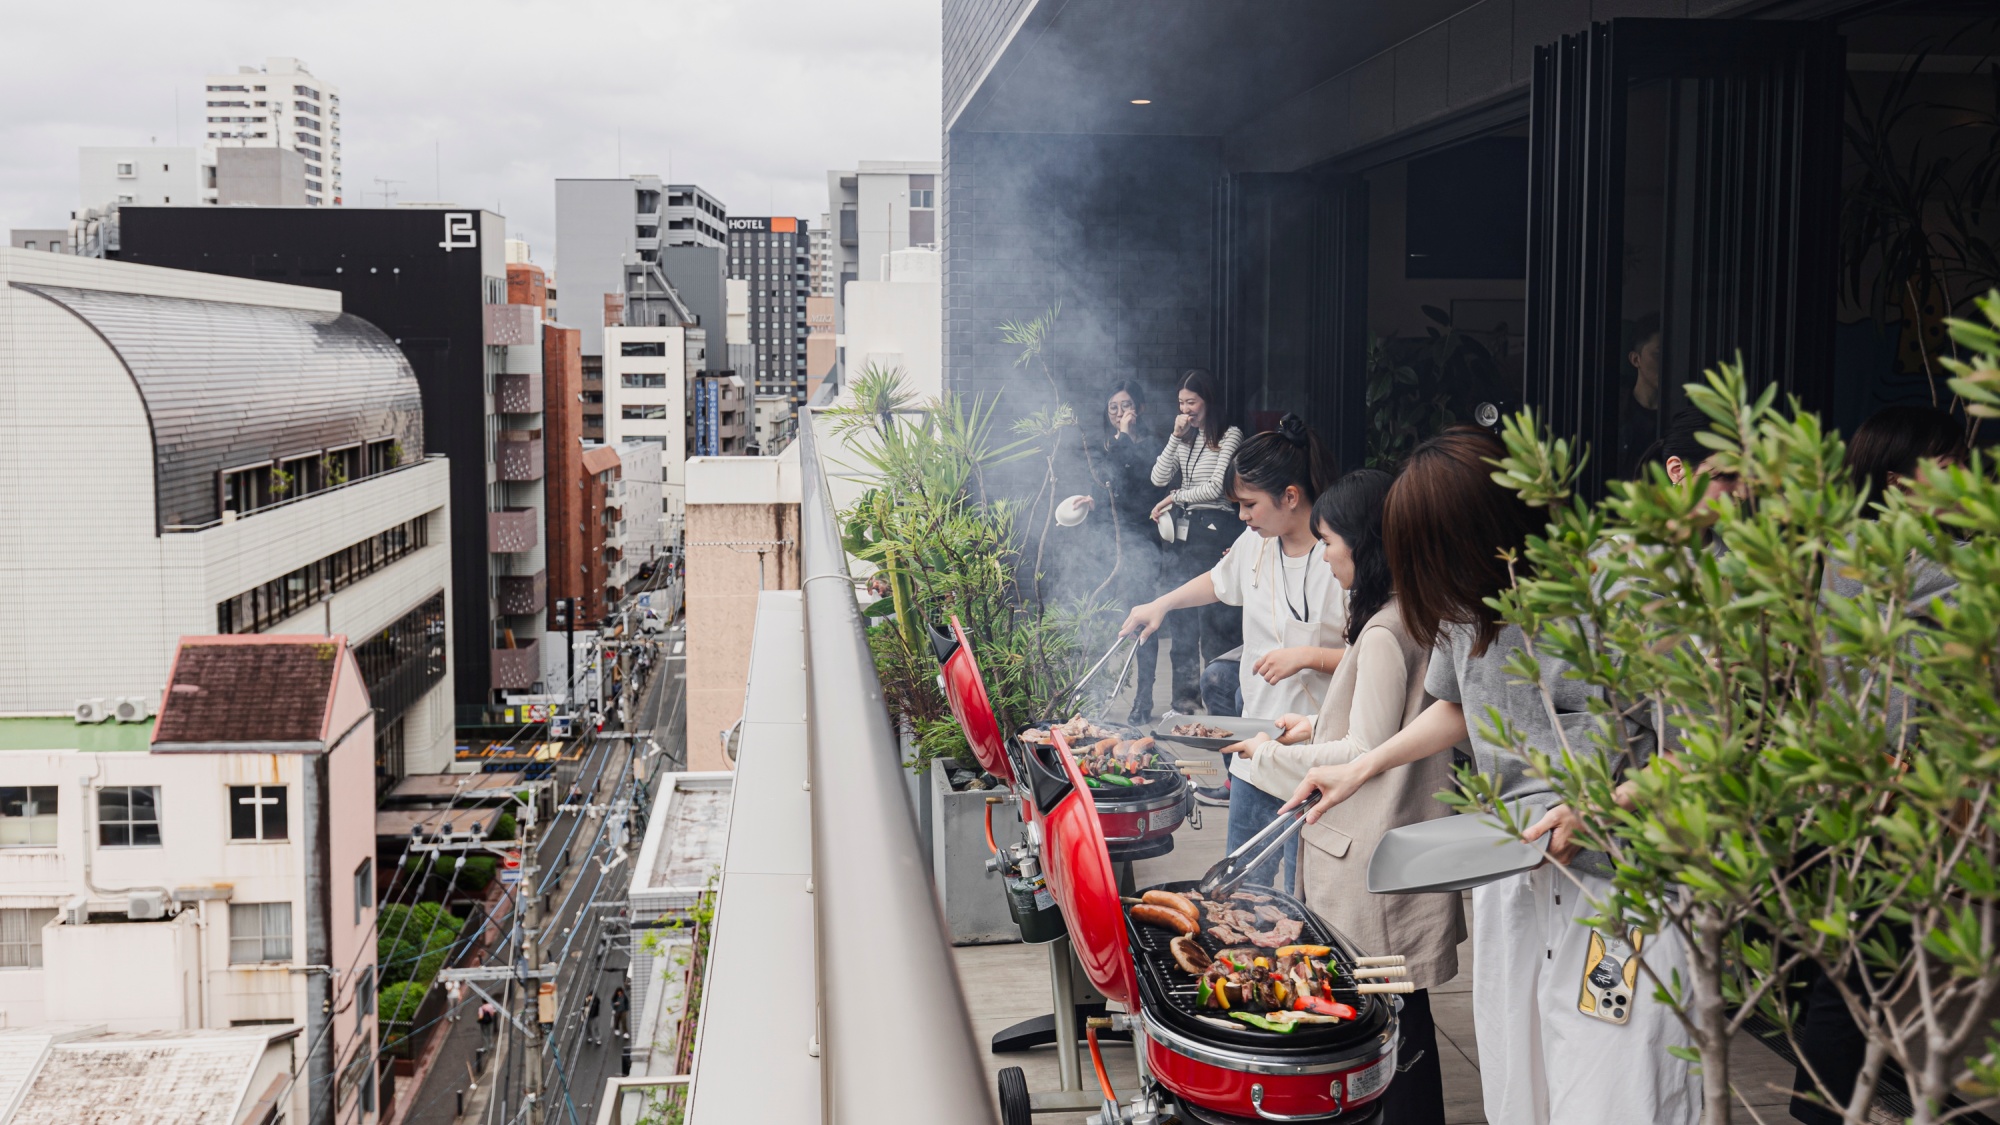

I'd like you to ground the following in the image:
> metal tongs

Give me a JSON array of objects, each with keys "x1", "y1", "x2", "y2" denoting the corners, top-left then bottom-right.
[
  {"x1": 1057, "y1": 633, "x2": 1143, "y2": 712},
  {"x1": 1195, "y1": 800, "x2": 1314, "y2": 898}
]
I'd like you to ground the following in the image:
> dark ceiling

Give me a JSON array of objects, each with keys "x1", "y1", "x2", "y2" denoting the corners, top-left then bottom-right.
[{"x1": 953, "y1": 0, "x2": 1475, "y2": 137}]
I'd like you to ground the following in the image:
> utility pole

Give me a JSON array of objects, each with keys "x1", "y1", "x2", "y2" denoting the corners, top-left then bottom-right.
[{"x1": 522, "y1": 797, "x2": 544, "y2": 1125}]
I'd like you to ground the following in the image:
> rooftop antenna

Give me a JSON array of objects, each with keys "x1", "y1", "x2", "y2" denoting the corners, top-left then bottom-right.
[{"x1": 372, "y1": 177, "x2": 404, "y2": 207}]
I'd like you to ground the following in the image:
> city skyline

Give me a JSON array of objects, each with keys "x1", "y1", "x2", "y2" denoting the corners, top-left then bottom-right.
[{"x1": 0, "y1": 0, "x2": 941, "y2": 260}]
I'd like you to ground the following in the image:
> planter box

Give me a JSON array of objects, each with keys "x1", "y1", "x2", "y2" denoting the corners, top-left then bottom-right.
[{"x1": 929, "y1": 762, "x2": 1024, "y2": 945}]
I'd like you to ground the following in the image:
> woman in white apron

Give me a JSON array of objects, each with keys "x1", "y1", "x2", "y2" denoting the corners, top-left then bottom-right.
[
  {"x1": 1120, "y1": 415, "x2": 1346, "y2": 887},
  {"x1": 1282, "y1": 428, "x2": 1700, "y2": 1125}
]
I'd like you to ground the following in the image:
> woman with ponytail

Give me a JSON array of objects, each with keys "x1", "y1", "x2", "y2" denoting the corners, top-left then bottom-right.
[{"x1": 1121, "y1": 413, "x2": 1346, "y2": 879}]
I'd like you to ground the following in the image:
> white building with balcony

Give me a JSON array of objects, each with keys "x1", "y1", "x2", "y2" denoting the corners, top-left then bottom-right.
[
  {"x1": 0, "y1": 249, "x2": 453, "y2": 779},
  {"x1": 615, "y1": 439, "x2": 666, "y2": 570},
  {"x1": 203, "y1": 57, "x2": 341, "y2": 205},
  {"x1": 0, "y1": 634, "x2": 382, "y2": 1125},
  {"x1": 603, "y1": 325, "x2": 692, "y2": 550}
]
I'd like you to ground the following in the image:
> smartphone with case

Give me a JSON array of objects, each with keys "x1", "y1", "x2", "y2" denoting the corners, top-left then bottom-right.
[{"x1": 1577, "y1": 927, "x2": 1643, "y2": 1025}]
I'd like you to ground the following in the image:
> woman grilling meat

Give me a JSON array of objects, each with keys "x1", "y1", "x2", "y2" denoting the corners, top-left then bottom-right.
[
  {"x1": 1282, "y1": 428, "x2": 1699, "y2": 1125},
  {"x1": 1121, "y1": 416, "x2": 1347, "y2": 889},
  {"x1": 1147, "y1": 370, "x2": 1244, "y2": 723},
  {"x1": 1224, "y1": 468, "x2": 1460, "y2": 1125},
  {"x1": 1056, "y1": 380, "x2": 1168, "y2": 724}
]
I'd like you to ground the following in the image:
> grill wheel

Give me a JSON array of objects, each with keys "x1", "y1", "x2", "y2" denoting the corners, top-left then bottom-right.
[{"x1": 997, "y1": 1066, "x2": 1031, "y2": 1125}]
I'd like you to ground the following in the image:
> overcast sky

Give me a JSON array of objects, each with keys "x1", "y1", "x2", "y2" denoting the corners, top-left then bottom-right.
[{"x1": 0, "y1": 0, "x2": 941, "y2": 265}]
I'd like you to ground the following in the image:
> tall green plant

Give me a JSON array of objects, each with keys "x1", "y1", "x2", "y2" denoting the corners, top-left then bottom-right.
[
  {"x1": 829, "y1": 371, "x2": 1096, "y2": 774},
  {"x1": 1462, "y1": 300, "x2": 2000, "y2": 1124}
]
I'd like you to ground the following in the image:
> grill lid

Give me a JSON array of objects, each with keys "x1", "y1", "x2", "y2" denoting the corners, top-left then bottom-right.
[
  {"x1": 1039, "y1": 729, "x2": 1140, "y2": 1009},
  {"x1": 931, "y1": 616, "x2": 1012, "y2": 784}
]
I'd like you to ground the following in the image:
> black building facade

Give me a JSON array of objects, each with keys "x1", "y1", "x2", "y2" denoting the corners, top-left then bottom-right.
[
  {"x1": 726, "y1": 216, "x2": 812, "y2": 402},
  {"x1": 118, "y1": 206, "x2": 549, "y2": 711}
]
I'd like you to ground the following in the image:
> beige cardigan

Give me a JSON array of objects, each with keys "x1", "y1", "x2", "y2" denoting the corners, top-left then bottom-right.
[{"x1": 1233, "y1": 598, "x2": 1466, "y2": 989}]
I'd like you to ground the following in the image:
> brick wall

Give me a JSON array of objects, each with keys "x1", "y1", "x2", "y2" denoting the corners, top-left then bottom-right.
[
  {"x1": 943, "y1": 129, "x2": 1221, "y2": 416},
  {"x1": 542, "y1": 324, "x2": 586, "y2": 619}
]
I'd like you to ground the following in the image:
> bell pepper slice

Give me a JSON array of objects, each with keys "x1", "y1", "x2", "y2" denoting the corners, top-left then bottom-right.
[
  {"x1": 1298, "y1": 996, "x2": 1358, "y2": 1020},
  {"x1": 1085, "y1": 777, "x2": 1101, "y2": 788},
  {"x1": 1228, "y1": 1011, "x2": 1297, "y2": 1034},
  {"x1": 1197, "y1": 977, "x2": 1212, "y2": 1008},
  {"x1": 1274, "y1": 944, "x2": 1332, "y2": 958},
  {"x1": 1099, "y1": 773, "x2": 1135, "y2": 787}
]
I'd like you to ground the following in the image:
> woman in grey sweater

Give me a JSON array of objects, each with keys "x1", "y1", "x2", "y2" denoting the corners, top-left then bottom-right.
[{"x1": 1147, "y1": 369, "x2": 1243, "y2": 719}]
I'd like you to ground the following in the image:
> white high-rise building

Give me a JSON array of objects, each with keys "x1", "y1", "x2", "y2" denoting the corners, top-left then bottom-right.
[{"x1": 202, "y1": 57, "x2": 341, "y2": 206}]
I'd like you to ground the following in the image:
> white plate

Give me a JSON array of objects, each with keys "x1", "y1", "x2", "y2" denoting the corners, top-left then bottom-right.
[{"x1": 1366, "y1": 811, "x2": 1550, "y2": 894}]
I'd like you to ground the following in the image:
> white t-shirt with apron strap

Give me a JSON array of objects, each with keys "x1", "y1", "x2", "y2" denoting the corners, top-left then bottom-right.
[{"x1": 1207, "y1": 526, "x2": 1346, "y2": 727}]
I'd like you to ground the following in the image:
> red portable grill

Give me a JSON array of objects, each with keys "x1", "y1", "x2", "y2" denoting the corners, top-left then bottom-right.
[
  {"x1": 933, "y1": 618, "x2": 1194, "y2": 859},
  {"x1": 1022, "y1": 727, "x2": 1401, "y2": 1124}
]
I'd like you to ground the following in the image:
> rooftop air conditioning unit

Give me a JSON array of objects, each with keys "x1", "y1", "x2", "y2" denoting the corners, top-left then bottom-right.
[
  {"x1": 113, "y1": 696, "x2": 151, "y2": 723},
  {"x1": 64, "y1": 896, "x2": 89, "y2": 926},
  {"x1": 127, "y1": 891, "x2": 168, "y2": 921},
  {"x1": 74, "y1": 698, "x2": 111, "y2": 724}
]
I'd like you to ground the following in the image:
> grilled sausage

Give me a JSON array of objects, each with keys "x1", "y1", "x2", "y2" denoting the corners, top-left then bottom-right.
[
  {"x1": 1141, "y1": 890, "x2": 1199, "y2": 926},
  {"x1": 1169, "y1": 935, "x2": 1211, "y2": 975},
  {"x1": 1130, "y1": 904, "x2": 1197, "y2": 934}
]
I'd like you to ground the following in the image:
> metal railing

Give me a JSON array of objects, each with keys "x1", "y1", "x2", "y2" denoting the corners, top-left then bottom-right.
[{"x1": 796, "y1": 414, "x2": 996, "y2": 1124}]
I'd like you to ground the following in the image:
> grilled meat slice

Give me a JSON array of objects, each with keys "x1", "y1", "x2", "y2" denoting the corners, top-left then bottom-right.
[
  {"x1": 1249, "y1": 917, "x2": 1306, "y2": 948},
  {"x1": 1207, "y1": 924, "x2": 1248, "y2": 945},
  {"x1": 1253, "y1": 904, "x2": 1292, "y2": 926},
  {"x1": 1169, "y1": 935, "x2": 1212, "y2": 975}
]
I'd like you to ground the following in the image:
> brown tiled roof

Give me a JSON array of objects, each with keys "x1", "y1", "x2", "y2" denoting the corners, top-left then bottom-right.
[
  {"x1": 581, "y1": 444, "x2": 622, "y2": 475},
  {"x1": 151, "y1": 636, "x2": 347, "y2": 752}
]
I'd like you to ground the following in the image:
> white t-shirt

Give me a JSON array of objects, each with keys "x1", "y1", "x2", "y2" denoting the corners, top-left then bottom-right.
[{"x1": 1207, "y1": 526, "x2": 1346, "y2": 725}]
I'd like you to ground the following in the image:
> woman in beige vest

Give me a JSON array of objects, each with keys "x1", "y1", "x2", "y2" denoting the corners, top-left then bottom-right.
[{"x1": 1226, "y1": 468, "x2": 1462, "y2": 1125}]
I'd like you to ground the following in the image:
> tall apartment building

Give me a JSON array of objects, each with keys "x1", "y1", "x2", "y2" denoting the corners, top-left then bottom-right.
[
  {"x1": 0, "y1": 248, "x2": 454, "y2": 778},
  {"x1": 724, "y1": 216, "x2": 811, "y2": 402},
  {"x1": 826, "y1": 161, "x2": 938, "y2": 333},
  {"x1": 616, "y1": 439, "x2": 665, "y2": 569},
  {"x1": 554, "y1": 176, "x2": 728, "y2": 361},
  {"x1": 810, "y1": 218, "x2": 833, "y2": 298},
  {"x1": 602, "y1": 325, "x2": 693, "y2": 543},
  {"x1": 203, "y1": 57, "x2": 341, "y2": 205},
  {"x1": 116, "y1": 207, "x2": 550, "y2": 712}
]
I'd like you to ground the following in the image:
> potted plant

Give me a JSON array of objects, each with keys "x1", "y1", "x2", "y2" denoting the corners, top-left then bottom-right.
[{"x1": 829, "y1": 366, "x2": 1099, "y2": 942}]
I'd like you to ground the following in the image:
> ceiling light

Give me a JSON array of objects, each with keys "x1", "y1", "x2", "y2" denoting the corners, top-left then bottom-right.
[{"x1": 1130, "y1": 99, "x2": 1152, "y2": 105}]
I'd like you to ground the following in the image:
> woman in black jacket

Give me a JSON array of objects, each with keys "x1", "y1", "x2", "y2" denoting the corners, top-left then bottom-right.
[{"x1": 1059, "y1": 380, "x2": 1166, "y2": 722}]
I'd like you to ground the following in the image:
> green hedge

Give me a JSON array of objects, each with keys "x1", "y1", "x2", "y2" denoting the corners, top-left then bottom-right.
[{"x1": 379, "y1": 979, "x2": 428, "y2": 1025}]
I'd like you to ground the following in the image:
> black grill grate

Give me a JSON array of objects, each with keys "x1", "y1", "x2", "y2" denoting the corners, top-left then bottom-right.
[{"x1": 1129, "y1": 880, "x2": 1392, "y2": 1055}]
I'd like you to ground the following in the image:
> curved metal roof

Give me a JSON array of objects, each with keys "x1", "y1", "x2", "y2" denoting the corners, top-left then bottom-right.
[{"x1": 14, "y1": 283, "x2": 424, "y2": 532}]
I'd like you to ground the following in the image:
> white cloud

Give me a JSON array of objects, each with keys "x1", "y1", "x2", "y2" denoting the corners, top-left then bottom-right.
[{"x1": 0, "y1": 0, "x2": 941, "y2": 264}]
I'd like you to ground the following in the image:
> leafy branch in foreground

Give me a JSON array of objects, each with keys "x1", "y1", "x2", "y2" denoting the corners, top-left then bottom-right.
[{"x1": 1455, "y1": 298, "x2": 2000, "y2": 1125}]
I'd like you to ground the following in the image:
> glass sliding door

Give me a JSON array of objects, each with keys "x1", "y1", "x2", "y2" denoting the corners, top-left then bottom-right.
[
  {"x1": 1212, "y1": 172, "x2": 1370, "y2": 470},
  {"x1": 1526, "y1": 18, "x2": 1844, "y2": 491}
]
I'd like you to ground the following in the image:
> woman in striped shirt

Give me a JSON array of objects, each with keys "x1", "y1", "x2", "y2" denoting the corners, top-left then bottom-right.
[{"x1": 1148, "y1": 369, "x2": 1244, "y2": 722}]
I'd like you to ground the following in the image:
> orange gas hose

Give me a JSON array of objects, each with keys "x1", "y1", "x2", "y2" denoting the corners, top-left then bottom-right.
[
  {"x1": 984, "y1": 802, "x2": 998, "y2": 855},
  {"x1": 1087, "y1": 1025, "x2": 1119, "y2": 1104}
]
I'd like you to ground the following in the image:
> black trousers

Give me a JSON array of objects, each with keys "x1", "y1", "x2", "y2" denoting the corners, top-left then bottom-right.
[
  {"x1": 1377, "y1": 987, "x2": 1447, "y2": 1125},
  {"x1": 1164, "y1": 513, "x2": 1241, "y2": 703},
  {"x1": 1788, "y1": 960, "x2": 1872, "y2": 1124}
]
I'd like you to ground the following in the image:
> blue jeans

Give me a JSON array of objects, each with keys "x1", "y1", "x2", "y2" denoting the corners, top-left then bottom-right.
[
  {"x1": 1225, "y1": 773, "x2": 1298, "y2": 893},
  {"x1": 1200, "y1": 658, "x2": 1242, "y2": 717}
]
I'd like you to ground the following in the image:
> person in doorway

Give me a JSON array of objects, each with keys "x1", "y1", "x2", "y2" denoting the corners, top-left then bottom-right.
[
  {"x1": 612, "y1": 985, "x2": 630, "y2": 1040},
  {"x1": 1619, "y1": 314, "x2": 1664, "y2": 477},
  {"x1": 1058, "y1": 380, "x2": 1167, "y2": 724},
  {"x1": 1785, "y1": 403, "x2": 1966, "y2": 1125},
  {"x1": 1123, "y1": 416, "x2": 1347, "y2": 882},
  {"x1": 1148, "y1": 369, "x2": 1244, "y2": 716},
  {"x1": 1226, "y1": 468, "x2": 1459, "y2": 1125},
  {"x1": 583, "y1": 990, "x2": 602, "y2": 1047},
  {"x1": 1846, "y1": 403, "x2": 1968, "y2": 505},
  {"x1": 477, "y1": 1001, "x2": 497, "y2": 1046},
  {"x1": 1283, "y1": 427, "x2": 1700, "y2": 1125},
  {"x1": 444, "y1": 979, "x2": 462, "y2": 1021}
]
